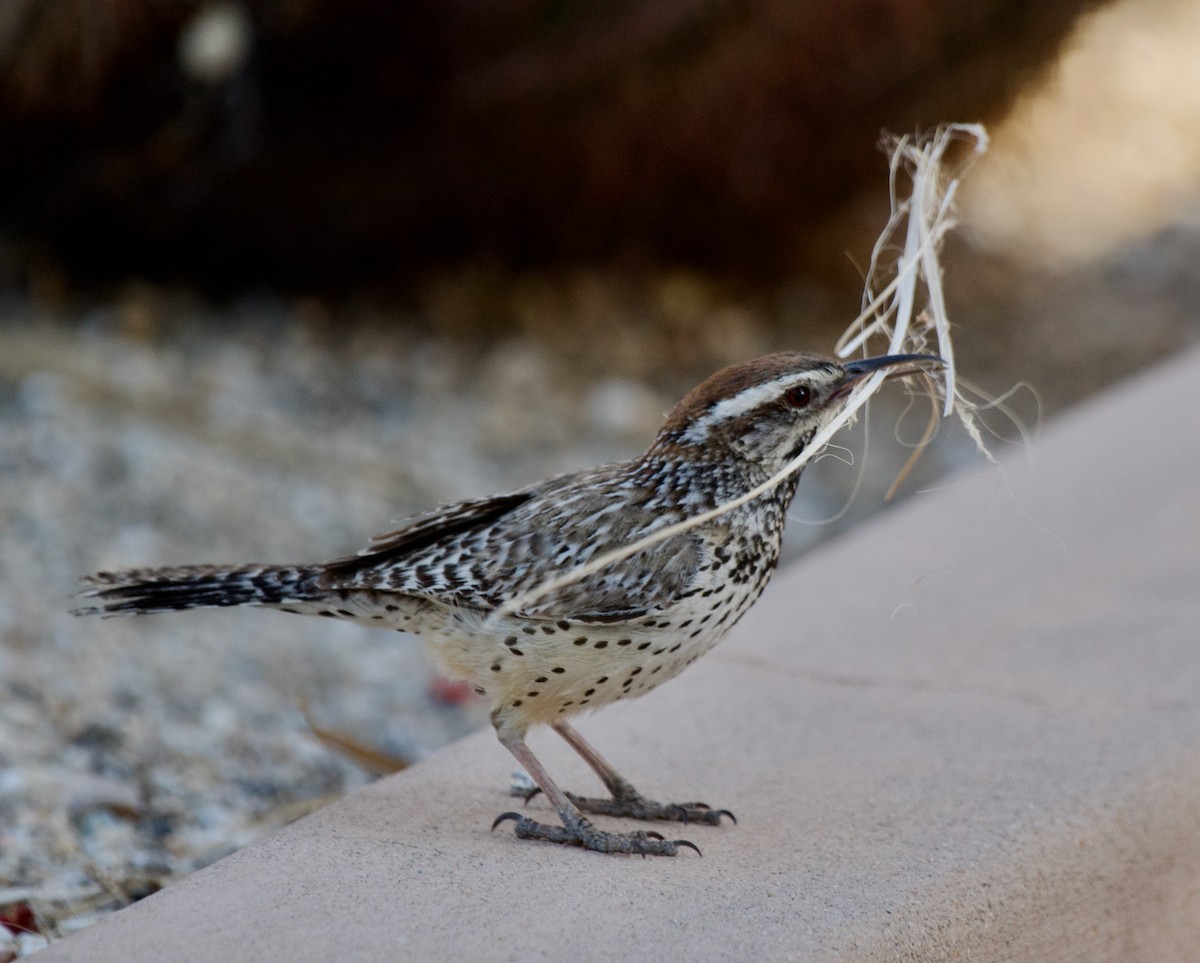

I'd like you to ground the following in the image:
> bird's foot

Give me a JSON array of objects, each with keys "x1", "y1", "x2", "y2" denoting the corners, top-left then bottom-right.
[
  {"x1": 491, "y1": 811, "x2": 699, "y2": 856},
  {"x1": 565, "y1": 787, "x2": 735, "y2": 826}
]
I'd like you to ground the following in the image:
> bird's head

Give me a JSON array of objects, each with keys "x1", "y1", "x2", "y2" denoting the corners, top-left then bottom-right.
[{"x1": 651, "y1": 351, "x2": 940, "y2": 474}]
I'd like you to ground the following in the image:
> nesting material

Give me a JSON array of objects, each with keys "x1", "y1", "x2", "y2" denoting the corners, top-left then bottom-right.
[{"x1": 495, "y1": 124, "x2": 991, "y2": 621}]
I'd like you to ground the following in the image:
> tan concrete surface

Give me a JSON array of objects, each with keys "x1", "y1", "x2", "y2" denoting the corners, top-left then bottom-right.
[{"x1": 39, "y1": 346, "x2": 1200, "y2": 961}]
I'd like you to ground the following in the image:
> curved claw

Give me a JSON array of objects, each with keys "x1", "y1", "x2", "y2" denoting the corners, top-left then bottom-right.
[
  {"x1": 491, "y1": 811, "x2": 524, "y2": 832},
  {"x1": 644, "y1": 830, "x2": 665, "y2": 841},
  {"x1": 669, "y1": 802, "x2": 734, "y2": 826},
  {"x1": 520, "y1": 786, "x2": 543, "y2": 805},
  {"x1": 674, "y1": 839, "x2": 703, "y2": 856}
]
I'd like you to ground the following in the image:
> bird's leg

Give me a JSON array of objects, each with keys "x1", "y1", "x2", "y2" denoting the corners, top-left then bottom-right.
[
  {"x1": 551, "y1": 721, "x2": 735, "y2": 826},
  {"x1": 491, "y1": 731, "x2": 699, "y2": 855}
]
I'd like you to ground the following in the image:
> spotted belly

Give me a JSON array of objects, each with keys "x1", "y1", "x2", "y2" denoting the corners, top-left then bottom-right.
[
  {"x1": 450, "y1": 580, "x2": 770, "y2": 730},
  {"x1": 269, "y1": 542, "x2": 777, "y2": 733}
]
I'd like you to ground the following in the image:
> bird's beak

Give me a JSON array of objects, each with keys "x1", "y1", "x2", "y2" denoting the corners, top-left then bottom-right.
[{"x1": 831, "y1": 353, "x2": 942, "y2": 400}]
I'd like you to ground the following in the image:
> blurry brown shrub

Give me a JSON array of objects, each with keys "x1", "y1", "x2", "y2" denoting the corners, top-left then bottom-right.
[{"x1": 1, "y1": 0, "x2": 1103, "y2": 292}]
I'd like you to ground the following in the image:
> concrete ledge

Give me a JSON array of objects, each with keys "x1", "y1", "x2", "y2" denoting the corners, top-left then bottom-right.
[{"x1": 40, "y1": 347, "x2": 1200, "y2": 961}]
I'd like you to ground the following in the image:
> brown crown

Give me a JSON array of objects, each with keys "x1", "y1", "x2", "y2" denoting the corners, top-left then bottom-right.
[{"x1": 659, "y1": 352, "x2": 838, "y2": 435}]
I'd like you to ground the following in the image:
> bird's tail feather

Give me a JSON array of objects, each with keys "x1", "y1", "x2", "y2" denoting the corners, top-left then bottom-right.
[{"x1": 74, "y1": 564, "x2": 323, "y2": 616}]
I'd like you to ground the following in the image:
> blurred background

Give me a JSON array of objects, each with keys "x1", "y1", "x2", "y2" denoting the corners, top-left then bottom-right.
[{"x1": 3, "y1": 0, "x2": 1200, "y2": 949}]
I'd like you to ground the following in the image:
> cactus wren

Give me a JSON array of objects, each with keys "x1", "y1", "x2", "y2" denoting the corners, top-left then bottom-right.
[{"x1": 78, "y1": 351, "x2": 935, "y2": 856}]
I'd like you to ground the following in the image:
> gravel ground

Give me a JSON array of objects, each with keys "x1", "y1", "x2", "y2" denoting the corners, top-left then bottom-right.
[{"x1": 1, "y1": 239, "x2": 1197, "y2": 952}]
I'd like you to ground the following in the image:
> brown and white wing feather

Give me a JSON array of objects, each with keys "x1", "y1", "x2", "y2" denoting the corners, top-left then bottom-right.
[
  {"x1": 318, "y1": 465, "x2": 710, "y2": 623},
  {"x1": 322, "y1": 490, "x2": 534, "y2": 578}
]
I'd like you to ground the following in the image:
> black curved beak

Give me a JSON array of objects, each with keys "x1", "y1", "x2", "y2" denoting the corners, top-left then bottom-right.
[{"x1": 832, "y1": 353, "x2": 943, "y2": 399}]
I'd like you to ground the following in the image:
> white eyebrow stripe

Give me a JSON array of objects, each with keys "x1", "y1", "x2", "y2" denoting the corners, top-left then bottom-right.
[{"x1": 681, "y1": 374, "x2": 805, "y2": 443}]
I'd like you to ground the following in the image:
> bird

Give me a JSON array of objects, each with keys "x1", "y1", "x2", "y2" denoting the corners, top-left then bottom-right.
[{"x1": 77, "y1": 351, "x2": 937, "y2": 856}]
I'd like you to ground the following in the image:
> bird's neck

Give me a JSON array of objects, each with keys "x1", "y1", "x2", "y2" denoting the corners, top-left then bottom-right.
[{"x1": 633, "y1": 446, "x2": 803, "y2": 517}]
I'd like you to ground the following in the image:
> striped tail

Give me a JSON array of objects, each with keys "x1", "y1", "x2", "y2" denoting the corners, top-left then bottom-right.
[{"x1": 75, "y1": 564, "x2": 323, "y2": 616}]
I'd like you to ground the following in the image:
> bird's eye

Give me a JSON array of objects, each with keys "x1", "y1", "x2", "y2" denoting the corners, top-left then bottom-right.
[{"x1": 784, "y1": 385, "x2": 812, "y2": 409}]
